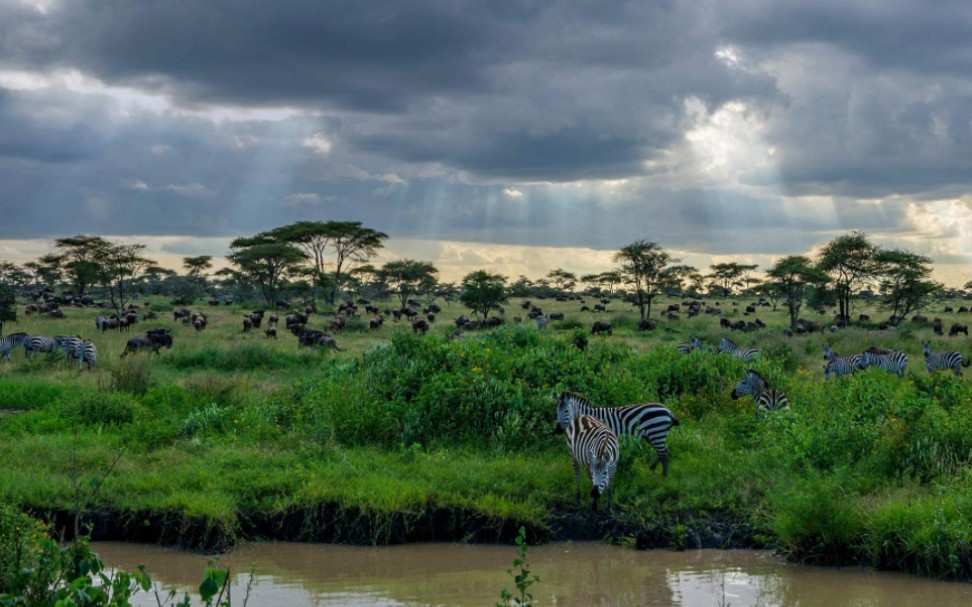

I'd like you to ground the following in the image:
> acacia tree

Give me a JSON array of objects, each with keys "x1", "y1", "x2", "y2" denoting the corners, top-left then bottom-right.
[
  {"x1": 708, "y1": 262, "x2": 758, "y2": 298},
  {"x1": 227, "y1": 234, "x2": 308, "y2": 306},
  {"x1": 658, "y1": 264, "x2": 698, "y2": 296},
  {"x1": 459, "y1": 270, "x2": 508, "y2": 320},
  {"x1": 766, "y1": 256, "x2": 829, "y2": 329},
  {"x1": 272, "y1": 221, "x2": 388, "y2": 305},
  {"x1": 817, "y1": 231, "x2": 880, "y2": 325},
  {"x1": 93, "y1": 242, "x2": 158, "y2": 314},
  {"x1": 614, "y1": 240, "x2": 675, "y2": 320},
  {"x1": 53, "y1": 235, "x2": 110, "y2": 296},
  {"x1": 876, "y1": 249, "x2": 941, "y2": 323},
  {"x1": 546, "y1": 269, "x2": 577, "y2": 294},
  {"x1": 378, "y1": 260, "x2": 439, "y2": 309}
]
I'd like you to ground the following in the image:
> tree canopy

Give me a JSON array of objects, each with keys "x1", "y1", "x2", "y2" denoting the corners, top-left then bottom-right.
[
  {"x1": 614, "y1": 240, "x2": 675, "y2": 320},
  {"x1": 378, "y1": 260, "x2": 439, "y2": 309},
  {"x1": 459, "y1": 270, "x2": 508, "y2": 320},
  {"x1": 227, "y1": 233, "x2": 308, "y2": 306}
]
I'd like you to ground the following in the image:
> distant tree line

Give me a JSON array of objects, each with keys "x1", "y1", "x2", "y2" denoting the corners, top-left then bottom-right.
[{"x1": 0, "y1": 226, "x2": 964, "y2": 329}]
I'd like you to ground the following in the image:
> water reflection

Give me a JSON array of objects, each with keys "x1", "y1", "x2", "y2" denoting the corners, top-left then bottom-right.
[{"x1": 92, "y1": 542, "x2": 972, "y2": 607}]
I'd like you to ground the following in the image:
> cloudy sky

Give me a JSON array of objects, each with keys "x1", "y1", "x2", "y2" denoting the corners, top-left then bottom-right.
[{"x1": 1, "y1": 0, "x2": 971, "y2": 283}]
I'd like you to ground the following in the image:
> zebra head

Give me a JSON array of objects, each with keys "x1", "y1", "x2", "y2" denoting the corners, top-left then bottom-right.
[
  {"x1": 589, "y1": 459, "x2": 611, "y2": 505},
  {"x1": 823, "y1": 345, "x2": 835, "y2": 360},
  {"x1": 554, "y1": 391, "x2": 575, "y2": 434},
  {"x1": 731, "y1": 369, "x2": 763, "y2": 400},
  {"x1": 922, "y1": 341, "x2": 932, "y2": 357}
]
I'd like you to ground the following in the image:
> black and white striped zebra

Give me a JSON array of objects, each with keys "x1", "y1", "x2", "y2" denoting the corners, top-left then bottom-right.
[
  {"x1": 23, "y1": 335, "x2": 68, "y2": 359},
  {"x1": 676, "y1": 336, "x2": 710, "y2": 354},
  {"x1": 860, "y1": 347, "x2": 908, "y2": 378},
  {"x1": 731, "y1": 369, "x2": 789, "y2": 419},
  {"x1": 922, "y1": 341, "x2": 969, "y2": 377},
  {"x1": 535, "y1": 315, "x2": 549, "y2": 331},
  {"x1": 64, "y1": 339, "x2": 97, "y2": 371},
  {"x1": 563, "y1": 414, "x2": 619, "y2": 512},
  {"x1": 822, "y1": 345, "x2": 862, "y2": 380},
  {"x1": 0, "y1": 332, "x2": 29, "y2": 363},
  {"x1": 718, "y1": 337, "x2": 761, "y2": 361},
  {"x1": 554, "y1": 391, "x2": 679, "y2": 476}
]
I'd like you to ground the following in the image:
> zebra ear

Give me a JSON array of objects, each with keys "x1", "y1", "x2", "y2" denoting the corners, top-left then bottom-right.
[{"x1": 552, "y1": 391, "x2": 560, "y2": 401}]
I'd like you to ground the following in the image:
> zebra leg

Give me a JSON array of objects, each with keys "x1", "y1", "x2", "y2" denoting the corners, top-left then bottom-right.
[{"x1": 572, "y1": 459, "x2": 582, "y2": 505}]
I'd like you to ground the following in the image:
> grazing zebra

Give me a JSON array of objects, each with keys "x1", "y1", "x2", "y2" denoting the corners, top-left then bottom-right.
[
  {"x1": 717, "y1": 337, "x2": 761, "y2": 361},
  {"x1": 23, "y1": 335, "x2": 67, "y2": 359},
  {"x1": 923, "y1": 341, "x2": 970, "y2": 376},
  {"x1": 554, "y1": 391, "x2": 679, "y2": 476},
  {"x1": 731, "y1": 369, "x2": 789, "y2": 419},
  {"x1": 822, "y1": 345, "x2": 862, "y2": 380},
  {"x1": 860, "y1": 347, "x2": 908, "y2": 378},
  {"x1": 0, "y1": 332, "x2": 29, "y2": 363},
  {"x1": 66, "y1": 339, "x2": 97, "y2": 371},
  {"x1": 563, "y1": 415, "x2": 619, "y2": 512},
  {"x1": 535, "y1": 315, "x2": 549, "y2": 331}
]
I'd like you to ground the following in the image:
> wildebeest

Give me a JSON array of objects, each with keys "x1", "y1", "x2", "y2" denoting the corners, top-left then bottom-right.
[
  {"x1": 549, "y1": 312, "x2": 565, "y2": 321},
  {"x1": 265, "y1": 327, "x2": 277, "y2": 339},
  {"x1": 949, "y1": 323, "x2": 969, "y2": 337},
  {"x1": 934, "y1": 318, "x2": 944, "y2": 336},
  {"x1": 296, "y1": 328, "x2": 343, "y2": 350},
  {"x1": 412, "y1": 319, "x2": 430, "y2": 334},
  {"x1": 121, "y1": 328, "x2": 172, "y2": 357},
  {"x1": 637, "y1": 319, "x2": 657, "y2": 331},
  {"x1": 173, "y1": 308, "x2": 191, "y2": 322},
  {"x1": 243, "y1": 317, "x2": 253, "y2": 332},
  {"x1": 591, "y1": 321, "x2": 613, "y2": 336},
  {"x1": 370, "y1": 316, "x2": 384, "y2": 330},
  {"x1": 944, "y1": 306, "x2": 955, "y2": 313}
]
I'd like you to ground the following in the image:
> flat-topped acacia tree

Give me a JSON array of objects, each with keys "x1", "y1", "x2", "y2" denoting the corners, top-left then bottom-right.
[{"x1": 459, "y1": 270, "x2": 508, "y2": 320}]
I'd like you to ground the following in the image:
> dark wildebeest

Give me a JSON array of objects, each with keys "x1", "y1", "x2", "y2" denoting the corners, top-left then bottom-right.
[
  {"x1": 637, "y1": 319, "x2": 657, "y2": 331},
  {"x1": 243, "y1": 317, "x2": 253, "y2": 332},
  {"x1": 412, "y1": 319, "x2": 430, "y2": 335},
  {"x1": 173, "y1": 308, "x2": 191, "y2": 322},
  {"x1": 934, "y1": 318, "x2": 944, "y2": 336},
  {"x1": 549, "y1": 312, "x2": 565, "y2": 321},
  {"x1": 121, "y1": 328, "x2": 172, "y2": 357},
  {"x1": 265, "y1": 327, "x2": 277, "y2": 339},
  {"x1": 370, "y1": 316, "x2": 384, "y2": 330},
  {"x1": 591, "y1": 321, "x2": 613, "y2": 336},
  {"x1": 949, "y1": 323, "x2": 969, "y2": 337}
]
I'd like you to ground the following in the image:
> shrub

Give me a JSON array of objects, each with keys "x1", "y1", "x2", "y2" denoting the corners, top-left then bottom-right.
[
  {"x1": 102, "y1": 356, "x2": 155, "y2": 396},
  {"x1": 63, "y1": 391, "x2": 135, "y2": 427}
]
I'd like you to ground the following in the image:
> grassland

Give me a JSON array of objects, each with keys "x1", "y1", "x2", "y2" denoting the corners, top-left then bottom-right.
[{"x1": 3, "y1": 295, "x2": 972, "y2": 579}]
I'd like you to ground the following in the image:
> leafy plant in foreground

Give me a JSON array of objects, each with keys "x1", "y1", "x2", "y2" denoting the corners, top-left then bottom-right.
[{"x1": 496, "y1": 527, "x2": 539, "y2": 607}]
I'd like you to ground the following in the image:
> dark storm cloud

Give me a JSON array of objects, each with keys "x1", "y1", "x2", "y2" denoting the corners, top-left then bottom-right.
[{"x1": 1, "y1": 0, "x2": 972, "y2": 257}]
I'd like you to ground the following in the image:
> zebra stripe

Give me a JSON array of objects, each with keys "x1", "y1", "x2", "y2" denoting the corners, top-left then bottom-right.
[
  {"x1": 555, "y1": 391, "x2": 679, "y2": 476},
  {"x1": 564, "y1": 415, "x2": 619, "y2": 512},
  {"x1": 535, "y1": 315, "x2": 549, "y2": 331},
  {"x1": 731, "y1": 369, "x2": 789, "y2": 419},
  {"x1": 0, "y1": 332, "x2": 29, "y2": 363},
  {"x1": 922, "y1": 341, "x2": 969, "y2": 377},
  {"x1": 822, "y1": 345, "x2": 862, "y2": 380},
  {"x1": 718, "y1": 338, "x2": 761, "y2": 361},
  {"x1": 23, "y1": 335, "x2": 65, "y2": 358},
  {"x1": 65, "y1": 339, "x2": 97, "y2": 371},
  {"x1": 860, "y1": 348, "x2": 908, "y2": 378}
]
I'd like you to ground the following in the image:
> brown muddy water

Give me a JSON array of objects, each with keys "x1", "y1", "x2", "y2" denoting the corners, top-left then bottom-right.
[{"x1": 93, "y1": 541, "x2": 972, "y2": 606}]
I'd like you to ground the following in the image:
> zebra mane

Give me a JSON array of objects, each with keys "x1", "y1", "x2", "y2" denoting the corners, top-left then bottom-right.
[
  {"x1": 745, "y1": 368, "x2": 769, "y2": 384},
  {"x1": 865, "y1": 346, "x2": 894, "y2": 355},
  {"x1": 561, "y1": 391, "x2": 594, "y2": 408},
  {"x1": 722, "y1": 337, "x2": 737, "y2": 346}
]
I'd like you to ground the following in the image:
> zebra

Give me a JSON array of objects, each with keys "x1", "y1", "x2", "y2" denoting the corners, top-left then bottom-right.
[
  {"x1": 554, "y1": 391, "x2": 679, "y2": 476},
  {"x1": 73, "y1": 340, "x2": 97, "y2": 371},
  {"x1": 23, "y1": 335, "x2": 68, "y2": 359},
  {"x1": 717, "y1": 337, "x2": 761, "y2": 361},
  {"x1": 535, "y1": 315, "x2": 549, "y2": 331},
  {"x1": 0, "y1": 332, "x2": 29, "y2": 363},
  {"x1": 822, "y1": 345, "x2": 862, "y2": 380},
  {"x1": 676, "y1": 336, "x2": 713, "y2": 355},
  {"x1": 563, "y1": 414, "x2": 619, "y2": 512},
  {"x1": 860, "y1": 347, "x2": 908, "y2": 378},
  {"x1": 922, "y1": 341, "x2": 969, "y2": 376},
  {"x1": 731, "y1": 369, "x2": 789, "y2": 419}
]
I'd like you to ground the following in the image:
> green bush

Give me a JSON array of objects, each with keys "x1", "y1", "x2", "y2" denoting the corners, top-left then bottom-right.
[{"x1": 63, "y1": 391, "x2": 136, "y2": 427}]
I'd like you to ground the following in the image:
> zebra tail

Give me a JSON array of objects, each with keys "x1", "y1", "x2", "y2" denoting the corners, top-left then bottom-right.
[{"x1": 671, "y1": 415, "x2": 680, "y2": 427}]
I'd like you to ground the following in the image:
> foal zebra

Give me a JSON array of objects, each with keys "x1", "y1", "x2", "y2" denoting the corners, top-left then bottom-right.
[
  {"x1": 555, "y1": 391, "x2": 679, "y2": 476},
  {"x1": 717, "y1": 338, "x2": 761, "y2": 361},
  {"x1": 822, "y1": 345, "x2": 862, "y2": 380},
  {"x1": 731, "y1": 369, "x2": 789, "y2": 419},
  {"x1": 860, "y1": 347, "x2": 908, "y2": 378},
  {"x1": 0, "y1": 332, "x2": 28, "y2": 363},
  {"x1": 922, "y1": 341, "x2": 969, "y2": 376},
  {"x1": 563, "y1": 415, "x2": 619, "y2": 512}
]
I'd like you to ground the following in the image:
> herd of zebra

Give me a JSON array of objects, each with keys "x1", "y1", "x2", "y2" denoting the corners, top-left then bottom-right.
[{"x1": 0, "y1": 333, "x2": 97, "y2": 370}]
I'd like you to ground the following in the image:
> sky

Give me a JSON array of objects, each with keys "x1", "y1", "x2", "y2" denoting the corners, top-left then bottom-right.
[{"x1": 1, "y1": 0, "x2": 971, "y2": 284}]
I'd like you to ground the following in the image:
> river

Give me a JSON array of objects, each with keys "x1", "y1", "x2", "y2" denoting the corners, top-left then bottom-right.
[{"x1": 92, "y1": 541, "x2": 972, "y2": 606}]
